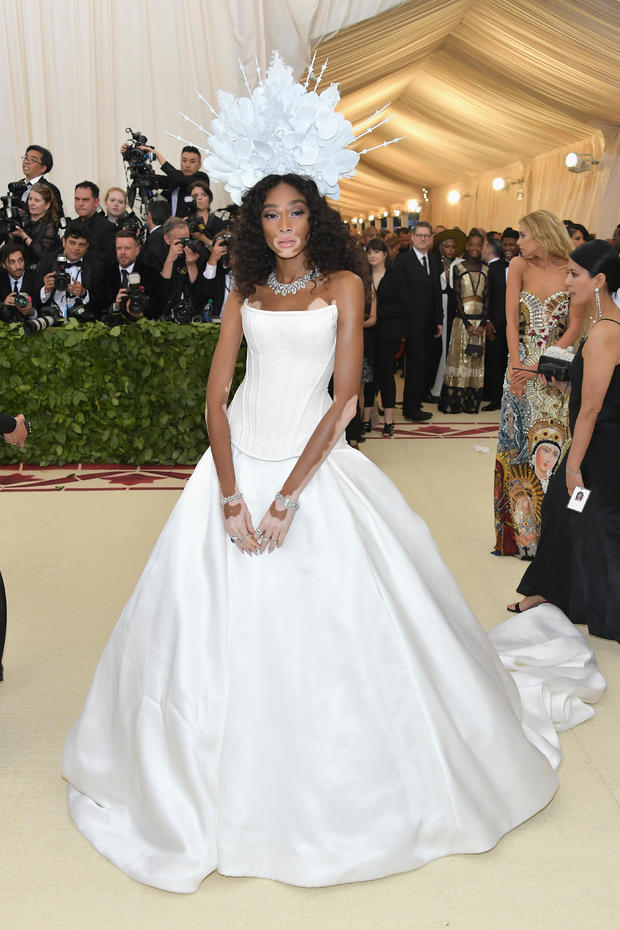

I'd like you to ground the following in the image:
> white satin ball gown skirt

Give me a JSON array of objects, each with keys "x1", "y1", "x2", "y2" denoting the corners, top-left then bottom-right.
[{"x1": 62, "y1": 444, "x2": 605, "y2": 893}]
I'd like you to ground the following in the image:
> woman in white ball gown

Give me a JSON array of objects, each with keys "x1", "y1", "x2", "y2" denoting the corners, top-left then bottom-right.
[{"x1": 63, "y1": 173, "x2": 604, "y2": 893}]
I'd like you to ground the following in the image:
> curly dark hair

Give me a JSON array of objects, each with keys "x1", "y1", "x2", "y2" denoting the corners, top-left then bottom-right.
[{"x1": 231, "y1": 173, "x2": 366, "y2": 298}]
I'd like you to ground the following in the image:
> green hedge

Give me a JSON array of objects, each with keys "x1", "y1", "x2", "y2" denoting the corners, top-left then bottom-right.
[{"x1": 0, "y1": 320, "x2": 246, "y2": 465}]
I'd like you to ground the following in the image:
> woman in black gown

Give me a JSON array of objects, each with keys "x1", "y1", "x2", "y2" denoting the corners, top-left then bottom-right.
[{"x1": 510, "y1": 240, "x2": 620, "y2": 642}]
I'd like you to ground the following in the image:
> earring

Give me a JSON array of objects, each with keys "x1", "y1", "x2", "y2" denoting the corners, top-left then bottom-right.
[{"x1": 595, "y1": 286, "x2": 602, "y2": 321}]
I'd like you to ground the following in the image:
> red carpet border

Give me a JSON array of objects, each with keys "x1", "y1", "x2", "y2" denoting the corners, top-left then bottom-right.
[{"x1": 1, "y1": 423, "x2": 498, "y2": 491}]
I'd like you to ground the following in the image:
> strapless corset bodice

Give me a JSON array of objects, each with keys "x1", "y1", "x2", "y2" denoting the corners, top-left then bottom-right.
[{"x1": 227, "y1": 301, "x2": 344, "y2": 460}]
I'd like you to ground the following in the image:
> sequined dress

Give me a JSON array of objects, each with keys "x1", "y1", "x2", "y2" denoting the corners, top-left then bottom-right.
[
  {"x1": 438, "y1": 260, "x2": 488, "y2": 413},
  {"x1": 493, "y1": 291, "x2": 570, "y2": 556}
]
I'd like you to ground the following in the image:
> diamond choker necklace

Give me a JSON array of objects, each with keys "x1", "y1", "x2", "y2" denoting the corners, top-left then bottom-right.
[{"x1": 267, "y1": 267, "x2": 320, "y2": 296}]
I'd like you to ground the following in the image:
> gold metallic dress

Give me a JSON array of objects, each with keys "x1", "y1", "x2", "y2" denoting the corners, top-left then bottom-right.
[
  {"x1": 439, "y1": 260, "x2": 488, "y2": 414},
  {"x1": 493, "y1": 290, "x2": 570, "y2": 557}
]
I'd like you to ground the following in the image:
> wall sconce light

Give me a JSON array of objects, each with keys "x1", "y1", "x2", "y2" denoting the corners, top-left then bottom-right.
[
  {"x1": 393, "y1": 209, "x2": 401, "y2": 217},
  {"x1": 407, "y1": 198, "x2": 419, "y2": 212},
  {"x1": 368, "y1": 214, "x2": 375, "y2": 222},
  {"x1": 492, "y1": 177, "x2": 525, "y2": 200},
  {"x1": 422, "y1": 187, "x2": 429, "y2": 203},
  {"x1": 565, "y1": 152, "x2": 599, "y2": 173},
  {"x1": 448, "y1": 190, "x2": 471, "y2": 204}
]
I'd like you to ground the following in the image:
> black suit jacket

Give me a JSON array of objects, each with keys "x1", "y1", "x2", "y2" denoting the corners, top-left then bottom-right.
[
  {"x1": 36, "y1": 251, "x2": 107, "y2": 317},
  {"x1": 78, "y1": 213, "x2": 116, "y2": 268},
  {"x1": 375, "y1": 269, "x2": 405, "y2": 341},
  {"x1": 391, "y1": 249, "x2": 442, "y2": 336},
  {"x1": 0, "y1": 269, "x2": 42, "y2": 311},
  {"x1": 102, "y1": 259, "x2": 161, "y2": 319},
  {"x1": 160, "y1": 163, "x2": 211, "y2": 217},
  {"x1": 485, "y1": 259, "x2": 509, "y2": 328},
  {"x1": 141, "y1": 227, "x2": 168, "y2": 273}
]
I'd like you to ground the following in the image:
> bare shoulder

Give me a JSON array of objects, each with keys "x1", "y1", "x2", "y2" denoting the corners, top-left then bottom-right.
[
  {"x1": 326, "y1": 270, "x2": 364, "y2": 309},
  {"x1": 508, "y1": 256, "x2": 526, "y2": 275},
  {"x1": 586, "y1": 318, "x2": 620, "y2": 352}
]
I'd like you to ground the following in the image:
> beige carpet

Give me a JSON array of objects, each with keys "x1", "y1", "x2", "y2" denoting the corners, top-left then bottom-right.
[{"x1": 1, "y1": 408, "x2": 618, "y2": 930}]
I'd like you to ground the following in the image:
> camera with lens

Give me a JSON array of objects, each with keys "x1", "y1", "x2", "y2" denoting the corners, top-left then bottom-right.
[
  {"x1": 178, "y1": 237, "x2": 200, "y2": 252},
  {"x1": 22, "y1": 305, "x2": 66, "y2": 334},
  {"x1": 101, "y1": 273, "x2": 150, "y2": 325},
  {"x1": 67, "y1": 299, "x2": 96, "y2": 323},
  {"x1": 122, "y1": 128, "x2": 151, "y2": 167},
  {"x1": 0, "y1": 188, "x2": 28, "y2": 238},
  {"x1": 163, "y1": 292, "x2": 203, "y2": 325},
  {"x1": 0, "y1": 293, "x2": 32, "y2": 323},
  {"x1": 114, "y1": 210, "x2": 146, "y2": 242},
  {"x1": 186, "y1": 214, "x2": 206, "y2": 236},
  {"x1": 53, "y1": 255, "x2": 71, "y2": 292}
]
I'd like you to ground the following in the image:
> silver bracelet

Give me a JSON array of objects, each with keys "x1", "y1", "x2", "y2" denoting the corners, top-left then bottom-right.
[
  {"x1": 565, "y1": 466, "x2": 581, "y2": 475},
  {"x1": 220, "y1": 491, "x2": 243, "y2": 508},
  {"x1": 274, "y1": 492, "x2": 299, "y2": 512}
]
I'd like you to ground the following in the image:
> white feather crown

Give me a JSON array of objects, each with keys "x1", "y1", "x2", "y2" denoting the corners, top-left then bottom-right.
[{"x1": 168, "y1": 52, "x2": 402, "y2": 205}]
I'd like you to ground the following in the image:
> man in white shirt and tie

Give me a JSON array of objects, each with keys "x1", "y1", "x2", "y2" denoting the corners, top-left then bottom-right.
[
  {"x1": 0, "y1": 243, "x2": 38, "y2": 318},
  {"x1": 391, "y1": 221, "x2": 443, "y2": 420}
]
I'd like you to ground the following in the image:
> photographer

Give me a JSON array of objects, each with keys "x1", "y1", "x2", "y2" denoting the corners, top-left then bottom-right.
[
  {"x1": 102, "y1": 229, "x2": 159, "y2": 322},
  {"x1": 121, "y1": 141, "x2": 209, "y2": 217},
  {"x1": 159, "y1": 217, "x2": 209, "y2": 322},
  {"x1": 9, "y1": 183, "x2": 60, "y2": 267},
  {"x1": 11, "y1": 145, "x2": 64, "y2": 217},
  {"x1": 202, "y1": 230, "x2": 234, "y2": 317},
  {"x1": 140, "y1": 200, "x2": 171, "y2": 273},
  {"x1": 0, "y1": 243, "x2": 39, "y2": 319},
  {"x1": 186, "y1": 180, "x2": 226, "y2": 251},
  {"x1": 1, "y1": 411, "x2": 29, "y2": 683},
  {"x1": 37, "y1": 221, "x2": 105, "y2": 321},
  {"x1": 73, "y1": 182, "x2": 116, "y2": 267}
]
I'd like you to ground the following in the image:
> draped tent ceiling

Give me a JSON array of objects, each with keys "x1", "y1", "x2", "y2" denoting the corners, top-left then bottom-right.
[
  {"x1": 0, "y1": 0, "x2": 618, "y2": 233},
  {"x1": 315, "y1": 0, "x2": 620, "y2": 233}
]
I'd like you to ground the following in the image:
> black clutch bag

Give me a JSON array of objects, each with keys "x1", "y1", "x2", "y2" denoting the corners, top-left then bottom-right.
[
  {"x1": 537, "y1": 354, "x2": 572, "y2": 382},
  {"x1": 465, "y1": 343, "x2": 483, "y2": 359}
]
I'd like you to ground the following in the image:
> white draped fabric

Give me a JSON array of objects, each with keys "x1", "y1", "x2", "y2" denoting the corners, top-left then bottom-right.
[
  {"x1": 1, "y1": 1, "x2": 618, "y2": 236},
  {"x1": 0, "y1": 0, "x2": 404, "y2": 210}
]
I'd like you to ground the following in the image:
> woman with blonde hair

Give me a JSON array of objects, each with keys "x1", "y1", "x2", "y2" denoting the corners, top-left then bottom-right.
[{"x1": 493, "y1": 210, "x2": 584, "y2": 557}]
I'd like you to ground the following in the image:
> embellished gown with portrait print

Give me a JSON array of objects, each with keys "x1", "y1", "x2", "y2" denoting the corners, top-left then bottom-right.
[
  {"x1": 493, "y1": 291, "x2": 571, "y2": 557},
  {"x1": 438, "y1": 260, "x2": 488, "y2": 414},
  {"x1": 63, "y1": 301, "x2": 603, "y2": 893}
]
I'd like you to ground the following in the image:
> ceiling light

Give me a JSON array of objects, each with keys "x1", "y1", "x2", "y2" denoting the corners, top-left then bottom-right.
[{"x1": 565, "y1": 152, "x2": 599, "y2": 173}]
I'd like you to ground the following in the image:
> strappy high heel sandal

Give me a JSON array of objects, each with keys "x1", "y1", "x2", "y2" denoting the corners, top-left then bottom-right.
[{"x1": 382, "y1": 422, "x2": 395, "y2": 438}]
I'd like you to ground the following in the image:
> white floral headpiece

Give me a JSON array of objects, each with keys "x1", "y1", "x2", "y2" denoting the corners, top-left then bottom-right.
[{"x1": 168, "y1": 52, "x2": 402, "y2": 205}]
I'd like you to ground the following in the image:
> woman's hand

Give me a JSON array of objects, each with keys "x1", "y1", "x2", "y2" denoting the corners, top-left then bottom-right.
[
  {"x1": 222, "y1": 499, "x2": 260, "y2": 554},
  {"x1": 565, "y1": 466, "x2": 582, "y2": 498},
  {"x1": 509, "y1": 364, "x2": 537, "y2": 398},
  {"x1": 3, "y1": 414, "x2": 29, "y2": 447},
  {"x1": 256, "y1": 497, "x2": 297, "y2": 553}
]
